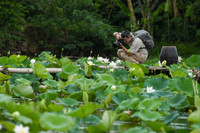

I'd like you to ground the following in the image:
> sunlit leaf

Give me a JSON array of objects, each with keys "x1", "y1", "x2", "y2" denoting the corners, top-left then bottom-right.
[
  {"x1": 0, "y1": 72, "x2": 12, "y2": 81},
  {"x1": 96, "y1": 73, "x2": 116, "y2": 84},
  {"x1": 13, "y1": 84, "x2": 35, "y2": 98},
  {"x1": 148, "y1": 121, "x2": 174, "y2": 132},
  {"x1": 188, "y1": 110, "x2": 200, "y2": 123},
  {"x1": 124, "y1": 126, "x2": 148, "y2": 133},
  {"x1": 118, "y1": 98, "x2": 140, "y2": 110},
  {"x1": 33, "y1": 63, "x2": 49, "y2": 79}
]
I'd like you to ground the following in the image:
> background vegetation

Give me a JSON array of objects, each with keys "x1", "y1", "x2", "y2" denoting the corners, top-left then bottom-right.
[{"x1": 0, "y1": 0, "x2": 200, "y2": 59}]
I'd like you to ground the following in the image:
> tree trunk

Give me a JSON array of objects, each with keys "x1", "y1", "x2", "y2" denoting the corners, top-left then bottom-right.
[
  {"x1": 127, "y1": 0, "x2": 137, "y2": 28},
  {"x1": 172, "y1": 0, "x2": 179, "y2": 18}
]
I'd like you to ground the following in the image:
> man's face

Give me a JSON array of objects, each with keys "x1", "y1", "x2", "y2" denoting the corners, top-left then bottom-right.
[{"x1": 122, "y1": 37, "x2": 129, "y2": 44}]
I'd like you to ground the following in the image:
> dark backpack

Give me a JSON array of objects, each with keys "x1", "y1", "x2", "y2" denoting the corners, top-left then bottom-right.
[{"x1": 132, "y1": 30, "x2": 154, "y2": 51}]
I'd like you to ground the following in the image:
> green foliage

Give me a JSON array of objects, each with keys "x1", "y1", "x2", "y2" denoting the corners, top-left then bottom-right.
[{"x1": 0, "y1": 0, "x2": 26, "y2": 48}]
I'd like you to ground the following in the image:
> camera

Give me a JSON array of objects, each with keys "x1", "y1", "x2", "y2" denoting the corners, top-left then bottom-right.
[{"x1": 113, "y1": 39, "x2": 123, "y2": 47}]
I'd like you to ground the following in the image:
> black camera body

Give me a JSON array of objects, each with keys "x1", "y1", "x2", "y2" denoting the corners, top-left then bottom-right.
[{"x1": 113, "y1": 39, "x2": 123, "y2": 48}]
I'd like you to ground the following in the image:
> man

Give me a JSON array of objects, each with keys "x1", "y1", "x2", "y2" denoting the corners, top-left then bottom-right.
[{"x1": 113, "y1": 30, "x2": 148, "y2": 63}]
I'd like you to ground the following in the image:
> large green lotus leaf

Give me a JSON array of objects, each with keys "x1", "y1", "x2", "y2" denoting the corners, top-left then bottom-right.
[
  {"x1": 69, "y1": 92, "x2": 83, "y2": 101},
  {"x1": 169, "y1": 77, "x2": 193, "y2": 97},
  {"x1": 0, "y1": 121, "x2": 15, "y2": 132},
  {"x1": 124, "y1": 126, "x2": 148, "y2": 133},
  {"x1": 37, "y1": 92, "x2": 58, "y2": 101},
  {"x1": 188, "y1": 110, "x2": 200, "y2": 123},
  {"x1": 170, "y1": 70, "x2": 187, "y2": 78},
  {"x1": 66, "y1": 74, "x2": 83, "y2": 85},
  {"x1": 131, "y1": 109, "x2": 162, "y2": 121},
  {"x1": 87, "y1": 111, "x2": 118, "y2": 133},
  {"x1": 59, "y1": 57, "x2": 71, "y2": 66},
  {"x1": 0, "y1": 56, "x2": 9, "y2": 64},
  {"x1": 14, "y1": 115, "x2": 32, "y2": 124},
  {"x1": 95, "y1": 73, "x2": 116, "y2": 84},
  {"x1": 117, "y1": 97, "x2": 140, "y2": 110},
  {"x1": 15, "y1": 78, "x2": 31, "y2": 85},
  {"x1": 90, "y1": 80, "x2": 107, "y2": 91},
  {"x1": 48, "y1": 104, "x2": 63, "y2": 112},
  {"x1": 158, "y1": 101, "x2": 170, "y2": 112},
  {"x1": 9, "y1": 55, "x2": 27, "y2": 63},
  {"x1": 0, "y1": 94, "x2": 12, "y2": 105},
  {"x1": 13, "y1": 84, "x2": 34, "y2": 98},
  {"x1": 128, "y1": 63, "x2": 145, "y2": 78},
  {"x1": 39, "y1": 112, "x2": 74, "y2": 132},
  {"x1": 112, "y1": 68, "x2": 129, "y2": 81},
  {"x1": 155, "y1": 90, "x2": 174, "y2": 97},
  {"x1": 75, "y1": 78, "x2": 94, "y2": 88},
  {"x1": 33, "y1": 63, "x2": 49, "y2": 79},
  {"x1": 67, "y1": 102, "x2": 102, "y2": 118},
  {"x1": 144, "y1": 77, "x2": 170, "y2": 90},
  {"x1": 59, "y1": 63, "x2": 78, "y2": 79},
  {"x1": 185, "y1": 55, "x2": 200, "y2": 67},
  {"x1": 59, "y1": 98, "x2": 79, "y2": 106},
  {"x1": 163, "y1": 111, "x2": 179, "y2": 124},
  {"x1": 167, "y1": 64, "x2": 188, "y2": 78},
  {"x1": 137, "y1": 98, "x2": 162, "y2": 110},
  {"x1": 167, "y1": 94, "x2": 187, "y2": 108},
  {"x1": 43, "y1": 80, "x2": 58, "y2": 88},
  {"x1": 111, "y1": 93, "x2": 129, "y2": 105},
  {"x1": 85, "y1": 63, "x2": 92, "y2": 77},
  {"x1": 147, "y1": 121, "x2": 174, "y2": 132},
  {"x1": 0, "y1": 72, "x2": 12, "y2": 81}
]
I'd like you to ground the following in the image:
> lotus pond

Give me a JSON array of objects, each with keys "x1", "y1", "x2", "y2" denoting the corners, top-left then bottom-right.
[{"x1": 0, "y1": 52, "x2": 200, "y2": 133}]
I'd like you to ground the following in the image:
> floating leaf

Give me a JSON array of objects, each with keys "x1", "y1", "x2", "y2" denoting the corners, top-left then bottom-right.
[
  {"x1": 132, "y1": 109, "x2": 163, "y2": 121},
  {"x1": 39, "y1": 112, "x2": 74, "y2": 132},
  {"x1": 148, "y1": 121, "x2": 174, "y2": 132}
]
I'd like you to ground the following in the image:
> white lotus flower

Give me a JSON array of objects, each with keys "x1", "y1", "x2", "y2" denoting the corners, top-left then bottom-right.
[
  {"x1": 109, "y1": 61, "x2": 117, "y2": 68},
  {"x1": 116, "y1": 59, "x2": 121, "y2": 64},
  {"x1": 146, "y1": 86, "x2": 155, "y2": 93},
  {"x1": 178, "y1": 56, "x2": 182, "y2": 62},
  {"x1": 158, "y1": 61, "x2": 162, "y2": 67},
  {"x1": 0, "y1": 124, "x2": 2, "y2": 130},
  {"x1": 17, "y1": 55, "x2": 20, "y2": 58},
  {"x1": 111, "y1": 85, "x2": 116, "y2": 91},
  {"x1": 14, "y1": 124, "x2": 29, "y2": 133},
  {"x1": 87, "y1": 61, "x2": 93, "y2": 66},
  {"x1": 30, "y1": 59, "x2": 36, "y2": 64},
  {"x1": 97, "y1": 57, "x2": 104, "y2": 62},
  {"x1": 88, "y1": 56, "x2": 93, "y2": 60},
  {"x1": 103, "y1": 58, "x2": 109, "y2": 63}
]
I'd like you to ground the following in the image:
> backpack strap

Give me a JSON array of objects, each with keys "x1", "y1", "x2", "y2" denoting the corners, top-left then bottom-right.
[{"x1": 130, "y1": 36, "x2": 146, "y2": 50}]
